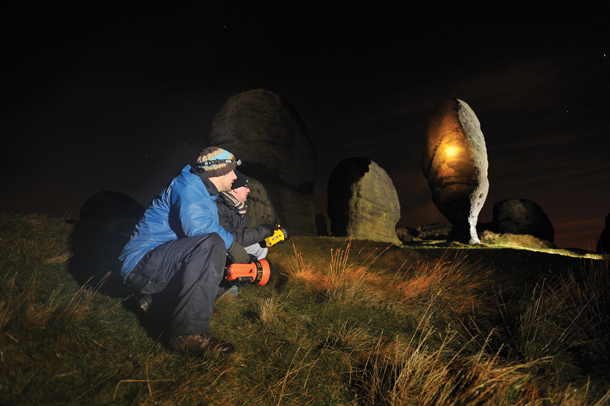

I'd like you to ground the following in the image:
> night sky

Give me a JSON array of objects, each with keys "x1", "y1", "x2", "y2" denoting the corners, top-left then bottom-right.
[{"x1": 2, "y1": 6, "x2": 609, "y2": 250}]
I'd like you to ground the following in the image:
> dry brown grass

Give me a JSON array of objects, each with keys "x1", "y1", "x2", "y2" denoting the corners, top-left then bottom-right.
[{"x1": 3, "y1": 214, "x2": 610, "y2": 405}]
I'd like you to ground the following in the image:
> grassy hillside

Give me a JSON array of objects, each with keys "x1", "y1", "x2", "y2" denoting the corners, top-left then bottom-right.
[{"x1": 1, "y1": 213, "x2": 609, "y2": 405}]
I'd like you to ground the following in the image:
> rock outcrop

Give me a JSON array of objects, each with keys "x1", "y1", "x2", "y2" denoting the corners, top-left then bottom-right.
[
  {"x1": 79, "y1": 190, "x2": 145, "y2": 221},
  {"x1": 396, "y1": 223, "x2": 451, "y2": 244},
  {"x1": 69, "y1": 191, "x2": 144, "y2": 296},
  {"x1": 422, "y1": 98, "x2": 489, "y2": 244},
  {"x1": 209, "y1": 89, "x2": 316, "y2": 235},
  {"x1": 327, "y1": 157, "x2": 401, "y2": 244},
  {"x1": 243, "y1": 177, "x2": 278, "y2": 227},
  {"x1": 596, "y1": 213, "x2": 610, "y2": 254},
  {"x1": 492, "y1": 198, "x2": 555, "y2": 243}
]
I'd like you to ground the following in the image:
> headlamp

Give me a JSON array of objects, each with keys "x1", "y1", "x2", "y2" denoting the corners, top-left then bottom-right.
[{"x1": 199, "y1": 158, "x2": 242, "y2": 167}]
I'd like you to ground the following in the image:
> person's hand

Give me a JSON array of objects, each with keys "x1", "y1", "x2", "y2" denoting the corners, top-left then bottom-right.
[
  {"x1": 260, "y1": 223, "x2": 279, "y2": 237},
  {"x1": 227, "y1": 241, "x2": 250, "y2": 263}
]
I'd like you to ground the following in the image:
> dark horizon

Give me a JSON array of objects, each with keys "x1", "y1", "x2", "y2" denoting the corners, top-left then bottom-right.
[{"x1": 1, "y1": 7, "x2": 609, "y2": 250}]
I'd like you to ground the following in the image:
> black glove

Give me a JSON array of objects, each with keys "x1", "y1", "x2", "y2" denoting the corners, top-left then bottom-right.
[
  {"x1": 260, "y1": 223, "x2": 279, "y2": 237},
  {"x1": 227, "y1": 240, "x2": 250, "y2": 264}
]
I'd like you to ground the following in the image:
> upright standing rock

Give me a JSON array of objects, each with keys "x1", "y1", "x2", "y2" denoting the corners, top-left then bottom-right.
[
  {"x1": 328, "y1": 157, "x2": 401, "y2": 244},
  {"x1": 209, "y1": 89, "x2": 317, "y2": 235},
  {"x1": 422, "y1": 98, "x2": 489, "y2": 244},
  {"x1": 596, "y1": 213, "x2": 609, "y2": 254}
]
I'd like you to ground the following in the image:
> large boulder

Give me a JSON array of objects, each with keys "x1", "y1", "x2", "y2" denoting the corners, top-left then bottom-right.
[
  {"x1": 492, "y1": 198, "x2": 555, "y2": 243},
  {"x1": 244, "y1": 177, "x2": 278, "y2": 226},
  {"x1": 327, "y1": 157, "x2": 401, "y2": 244},
  {"x1": 79, "y1": 190, "x2": 145, "y2": 221},
  {"x1": 422, "y1": 98, "x2": 489, "y2": 244},
  {"x1": 596, "y1": 213, "x2": 610, "y2": 254},
  {"x1": 209, "y1": 89, "x2": 317, "y2": 235},
  {"x1": 70, "y1": 191, "x2": 144, "y2": 296}
]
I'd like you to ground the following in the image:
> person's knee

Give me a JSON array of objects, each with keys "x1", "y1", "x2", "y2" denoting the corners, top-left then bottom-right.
[
  {"x1": 190, "y1": 233, "x2": 224, "y2": 252},
  {"x1": 207, "y1": 232, "x2": 224, "y2": 247},
  {"x1": 193, "y1": 233, "x2": 226, "y2": 266},
  {"x1": 204, "y1": 233, "x2": 226, "y2": 258}
]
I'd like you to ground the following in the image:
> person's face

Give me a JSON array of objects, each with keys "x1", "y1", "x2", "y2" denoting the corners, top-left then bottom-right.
[
  {"x1": 231, "y1": 185, "x2": 250, "y2": 203},
  {"x1": 211, "y1": 170, "x2": 237, "y2": 192}
]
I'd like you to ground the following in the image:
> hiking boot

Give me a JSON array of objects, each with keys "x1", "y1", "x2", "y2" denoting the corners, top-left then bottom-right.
[
  {"x1": 138, "y1": 294, "x2": 153, "y2": 312},
  {"x1": 169, "y1": 334, "x2": 235, "y2": 355},
  {"x1": 226, "y1": 285, "x2": 239, "y2": 297}
]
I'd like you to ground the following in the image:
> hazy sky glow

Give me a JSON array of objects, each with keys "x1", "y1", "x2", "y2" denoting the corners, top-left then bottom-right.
[{"x1": 2, "y1": 7, "x2": 609, "y2": 250}]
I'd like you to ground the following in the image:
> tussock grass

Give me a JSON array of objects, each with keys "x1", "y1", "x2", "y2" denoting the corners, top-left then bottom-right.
[
  {"x1": 498, "y1": 258, "x2": 610, "y2": 381},
  {"x1": 1, "y1": 213, "x2": 609, "y2": 405},
  {"x1": 480, "y1": 230, "x2": 557, "y2": 250}
]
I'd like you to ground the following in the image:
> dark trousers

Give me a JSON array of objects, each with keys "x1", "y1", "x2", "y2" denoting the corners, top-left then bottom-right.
[{"x1": 126, "y1": 233, "x2": 228, "y2": 336}]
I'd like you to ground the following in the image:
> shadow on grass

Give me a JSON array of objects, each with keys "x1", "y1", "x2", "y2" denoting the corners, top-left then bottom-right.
[{"x1": 67, "y1": 212, "x2": 176, "y2": 348}]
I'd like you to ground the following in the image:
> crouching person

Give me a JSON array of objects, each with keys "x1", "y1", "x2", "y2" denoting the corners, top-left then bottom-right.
[
  {"x1": 216, "y1": 170, "x2": 280, "y2": 296},
  {"x1": 119, "y1": 147, "x2": 251, "y2": 355}
]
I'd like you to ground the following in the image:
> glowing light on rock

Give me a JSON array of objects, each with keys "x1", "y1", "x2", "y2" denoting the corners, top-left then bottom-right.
[
  {"x1": 422, "y1": 98, "x2": 489, "y2": 244},
  {"x1": 443, "y1": 145, "x2": 461, "y2": 159}
]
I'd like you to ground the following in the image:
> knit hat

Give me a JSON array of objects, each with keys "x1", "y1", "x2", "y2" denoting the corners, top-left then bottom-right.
[
  {"x1": 231, "y1": 170, "x2": 248, "y2": 189},
  {"x1": 195, "y1": 147, "x2": 240, "y2": 177}
]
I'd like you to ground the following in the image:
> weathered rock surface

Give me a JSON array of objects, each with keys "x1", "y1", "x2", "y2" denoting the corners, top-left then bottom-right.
[
  {"x1": 209, "y1": 89, "x2": 316, "y2": 235},
  {"x1": 327, "y1": 157, "x2": 401, "y2": 244},
  {"x1": 396, "y1": 223, "x2": 451, "y2": 243},
  {"x1": 492, "y1": 199, "x2": 555, "y2": 243},
  {"x1": 422, "y1": 98, "x2": 489, "y2": 244},
  {"x1": 596, "y1": 213, "x2": 610, "y2": 254},
  {"x1": 244, "y1": 176, "x2": 278, "y2": 226}
]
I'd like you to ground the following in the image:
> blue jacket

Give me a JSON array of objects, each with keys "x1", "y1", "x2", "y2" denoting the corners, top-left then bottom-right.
[{"x1": 119, "y1": 165, "x2": 234, "y2": 282}]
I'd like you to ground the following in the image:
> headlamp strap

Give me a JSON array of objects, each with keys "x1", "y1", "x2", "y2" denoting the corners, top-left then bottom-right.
[{"x1": 197, "y1": 158, "x2": 242, "y2": 168}]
